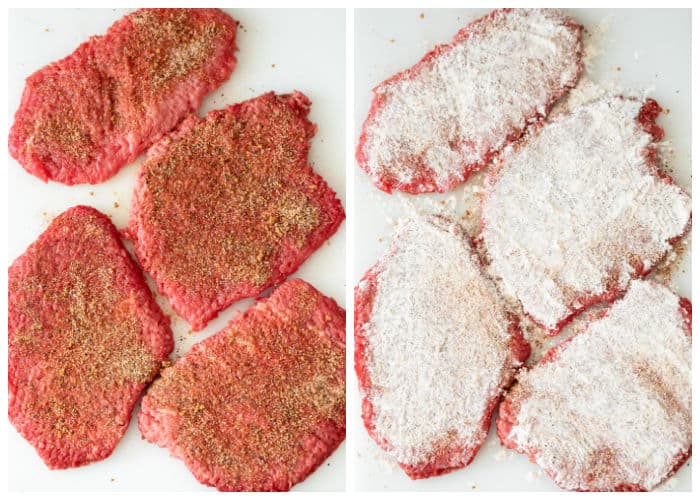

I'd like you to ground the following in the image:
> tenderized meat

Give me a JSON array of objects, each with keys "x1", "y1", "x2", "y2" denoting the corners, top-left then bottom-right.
[
  {"x1": 9, "y1": 8, "x2": 238, "y2": 185},
  {"x1": 126, "y1": 91, "x2": 345, "y2": 331},
  {"x1": 138, "y1": 279, "x2": 345, "y2": 491},
  {"x1": 355, "y1": 215, "x2": 529, "y2": 479},
  {"x1": 8, "y1": 205, "x2": 173, "y2": 469},
  {"x1": 481, "y1": 95, "x2": 691, "y2": 334},
  {"x1": 356, "y1": 8, "x2": 582, "y2": 194},
  {"x1": 497, "y1": 280, "x2": 691, "y2": 491}
]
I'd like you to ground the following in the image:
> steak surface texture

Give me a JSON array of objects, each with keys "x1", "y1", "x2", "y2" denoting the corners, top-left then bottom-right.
[
  {"x1": 138, "y1": 279, "x2": 345, "y2": 491},
  {"x1": 9, "y1": 8, "x2": 238, "y2": 184},
  {"x1": 127, "y1": 91, "x2": 344, "y2": 330},
  {"x1": 8, "y1": 205, "x2": 173, "y2": 469},
  {"x1": 497, "y1": 280, "x2": 692, "y2": 491},
  {"x1": 481, "y1": 95, "x2": 691, "y2": 333},
  {"x1": 355, "y1": 215, "x2": 529, "y2": 478},
  {"x1": 356, "y1": 8, "x2": 582, "y2": 194}
]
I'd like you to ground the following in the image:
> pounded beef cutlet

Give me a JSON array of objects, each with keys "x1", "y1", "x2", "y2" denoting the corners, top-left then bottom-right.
[
  {"x1": 8, "y1": 206, "x2": 173, "y2": 469},
  {"x1": 138, "y1": 279, "x2": 345, "y2": 491},
  {"x1": 481, "y1": 95, "x2": 691, "y2": 334},
  {"x1": 355, "y1": 215, "x2": 529, "y2": 479},
  {"x1": 497, "y1": 280, "x2": 691, "y2": 491},
  {"x1": 127, "y1": 91, "x2": 345, "y2": 331},
  {"x1": 9, "y1": 8, "x2": 238, "y2": 185},
  {"x1": 356, "y1": 8, "x2": 582, "y2": 194}
]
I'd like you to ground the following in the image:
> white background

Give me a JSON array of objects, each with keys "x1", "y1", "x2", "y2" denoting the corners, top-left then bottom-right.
[
  {"x1": 4, "y1": 6, "x2": 697, "y2": 495},
  {"x1": 353, "y1": 8, "x2": 692, "y2": 491},
  {"x1": 7, "y1": 8, "x2": 346, "y2": 491}
]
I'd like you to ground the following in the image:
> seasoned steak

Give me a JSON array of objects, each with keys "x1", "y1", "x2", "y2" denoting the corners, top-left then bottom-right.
[
  {"x1": 9, "y1": 8, "x2": 238, "y2": 184},
  {"x1": 356, "y1": 8, "x2": 582, "y2": 194},
  {"x1": 497, "y1": 280, "x2": 691, "y2": 491},
  {"x1": 127, "y1": 91, "x2": 345, "y2": 330},
  {"x1": 138, "y1": 279, "x2": 345, "y2": 491},
  {"x1": 355, "y1": 215, "x2": 529, "y2": 479},
  {"x1": 8, "y1": 206, "x2": 173, "y2": 469},
  {"x1": 481, "y1": 95, "x2": 691, "y2": 334}
]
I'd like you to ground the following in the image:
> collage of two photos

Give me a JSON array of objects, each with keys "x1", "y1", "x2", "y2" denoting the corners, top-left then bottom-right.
[{"x1": 5, "y1": 6, "x2": 693, "y2": 494}]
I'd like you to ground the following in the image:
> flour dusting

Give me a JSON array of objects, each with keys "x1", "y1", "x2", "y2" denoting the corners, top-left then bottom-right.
[
  {"x1": 357, "y1": 215, "x2": 524, "y2": 469},
  {"x1": 505, "y1": 280, "x2": 691, "y2": 491},
  {"x1": 581, "y1": 16, "x2": 610, "y2": 71},
  {"x1": 482, "y1": 95, "x2": 691, "y2": 332},
  {"x1": 358, "y1": 8, "x2": 582, "y2": 193}
]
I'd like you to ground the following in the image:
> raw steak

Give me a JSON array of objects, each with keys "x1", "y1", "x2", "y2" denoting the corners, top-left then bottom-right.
[
  {"x1": 9, "y1": 8, "x2": 238, "y2": 185},
  {"x1": 126, "y1": 91, "x2": 344, "y2": 331},
  {"x1": 497, "y1": 280, "x2": 692, "y2": 491},
  {"x1": 481, "y1": 95, "x2": 691, "y2": 334},
  {"x1": 8, "y1": 206, "x2": 173, "y2": 469},
  {"x1": 356, "y1": 8, "x2": 582, "y2": 194},
  {"x1": 355, "y1": 215, "x2": 529, "y2": 479},
  {"x1": 138, "y1": 279, "x2": 345, "y2": 491}
]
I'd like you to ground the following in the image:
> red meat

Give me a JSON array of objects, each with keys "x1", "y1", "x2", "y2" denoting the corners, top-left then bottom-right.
[
  {"x1": 355, "y1": 215, "x2": 529, "y2": 479},
  {"x1": 138, "y1": 279, "x2": 345, "y2": 491},
  {"x1": 481, "y1": 96, "x2": 692, "y2": 334},
  {"x1": 126, "y1": 91, "x2": 345, "y2": 331},
  {"x1": 8, "y1": 205, "x2": 173, "y2": 469},
  {"x1": 9, "y1": 8, "x2": 238, "y2": 185},
  {"x1": 497, "y1": 280, "x2": 691, "y2": 491}
]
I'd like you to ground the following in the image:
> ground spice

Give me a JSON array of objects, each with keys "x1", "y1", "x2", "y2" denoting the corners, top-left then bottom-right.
[
  {"x1": 9, "y1": 207, "x2": 171, "y2": 462},
  {"x1": 140, "y1": 280, "x2": 345, "y2": 490},
  {"x1": 129, "y1": 92, "x2": 343, "y2": 330}
]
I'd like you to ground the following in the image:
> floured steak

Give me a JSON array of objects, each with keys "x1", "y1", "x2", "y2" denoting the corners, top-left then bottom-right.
[
  {"x1": 497, "y1": 279, "x2": 691, "y2": 491},
  {"x1": 355, "y1": 215, "x2": 529, "y2": 478},
  {"x1": 482, "y1": 95, "x2": 691, "y2": 333},
  {"x1": 356, "y1": 8, "x2": 582, "y2": 193}
]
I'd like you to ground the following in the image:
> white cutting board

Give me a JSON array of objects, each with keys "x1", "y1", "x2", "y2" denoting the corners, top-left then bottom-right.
[
  {"x1": 7, "y1": 8, "x2": 346, "y2": 491},
  {"x1": 353, "y1": 8, "x2": 691, "y2": 491}
]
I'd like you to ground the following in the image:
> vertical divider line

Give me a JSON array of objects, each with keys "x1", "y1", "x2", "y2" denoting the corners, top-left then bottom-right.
[{"x1": 344, "y1": 4, "x2": 356, "y2": 494}]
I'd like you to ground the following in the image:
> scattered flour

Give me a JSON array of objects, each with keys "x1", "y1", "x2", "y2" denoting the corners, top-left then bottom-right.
[
  {"x1": 658, "y1": 476, "x2": 679, "y2": 491},
  {"x1": 581, "y1": 16, "x2": 610, "y2": 71},
  {"x1": 494, "y1": 448, "x2": 512, "y2": 462}
]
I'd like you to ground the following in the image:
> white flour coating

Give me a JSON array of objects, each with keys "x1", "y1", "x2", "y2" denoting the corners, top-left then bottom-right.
[
  {"x1": 360, "y1": 8, "x2": 581, "y2": 192},
  {"x1": 505, "y1": 280, "x2": 691, "y2": 491},
  {"x1": 358, "y1": 215, "x2": 521, "y2": 467},
  {"x1": 482, "y1": 95, "x2": 691, "y2": 331}
]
